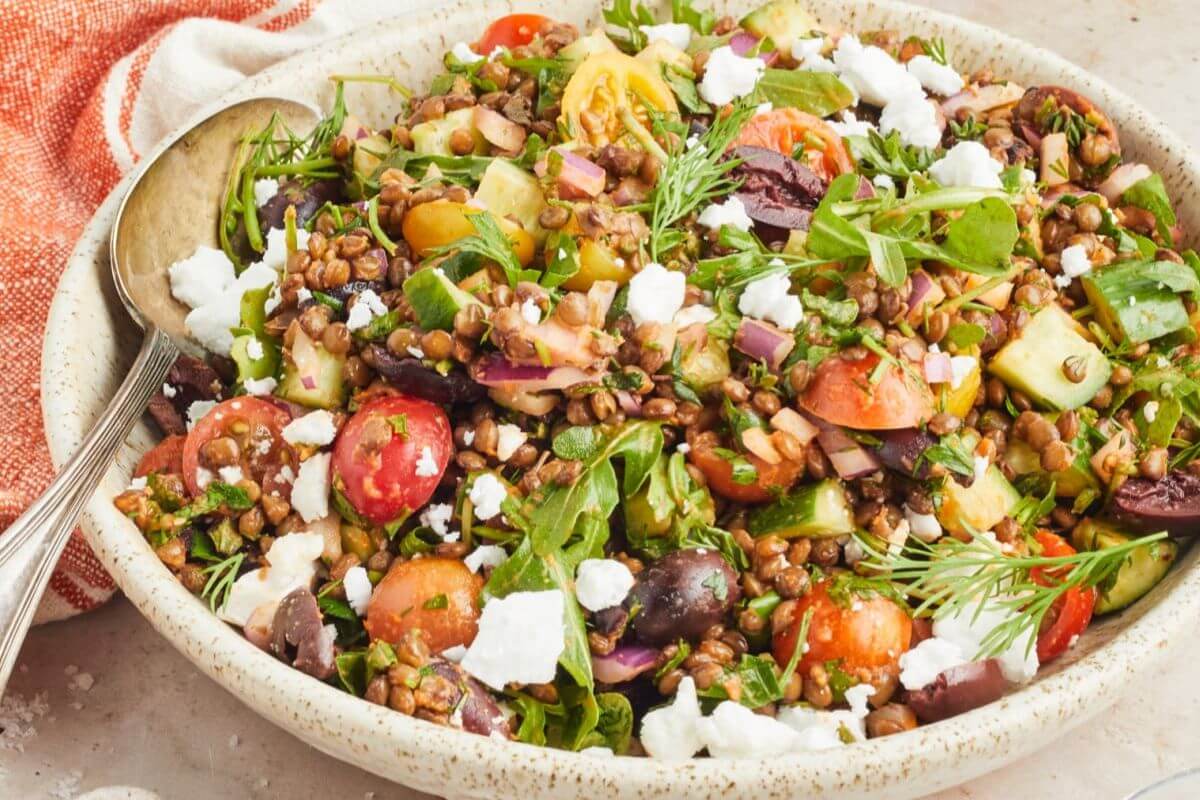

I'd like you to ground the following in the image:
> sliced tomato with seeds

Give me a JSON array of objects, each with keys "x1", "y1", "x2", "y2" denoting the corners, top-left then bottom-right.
[
  {"x1": 332, "y1": 395, "x2": 452, "y2": 526},
  {"x1": 135, "y1": 434, "x2": 187, "y2": 478},
  {"x1": 474, "y1": 14, "x2": 551, "y2": 54},
  {"x1": 1030, "y1": 531, "x2": 1096, "y2": 663},
  {"x1": 181, "y1": 397, "x2": 296, "y2": 497},
  {"x1": 734, "y1": 108, "x2": 855, "y2": 181}
]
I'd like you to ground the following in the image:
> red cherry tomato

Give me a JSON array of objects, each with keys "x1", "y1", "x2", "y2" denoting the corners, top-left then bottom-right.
[
  {"x1": 1030, "y1": 531, "x2": 1096, "y2": 663},
  {"x1": 332, "y1": 395, "x2": 452, "y2": 526},
  {"x1": 135, "y1": 434, "x2": 187, "y2": 478},
  {"x1": 800, "y1": 351, "x2": 935, "y2": 430},
  {"x1": 365, "y1": 557, "x2": 482, "y2": 653},
  {"x1": 773, "y1": 578, "x2": 913, "y2": 676},
  {"x1": 687, "y1": 440, "x2": 803, "y2": 504},
  {"x1": 734, "y1": 108, "x2": 855, "y2": 182},
  {"x1": 474, "y1": 14, "x2": 551, "y2": 54},
  {"x1": 182, "y1": 398, "x2": 296, "y2": 497}
]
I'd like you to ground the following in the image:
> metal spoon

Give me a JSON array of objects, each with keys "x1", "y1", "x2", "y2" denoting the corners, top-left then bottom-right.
[{"x1": 0, "y1": 97, "x2": 318, "y2": 695}]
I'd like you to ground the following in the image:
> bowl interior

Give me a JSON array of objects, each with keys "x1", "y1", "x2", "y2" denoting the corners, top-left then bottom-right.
[{"x1": 41, "y1": 1, "x2": 1200, "y2": 798}]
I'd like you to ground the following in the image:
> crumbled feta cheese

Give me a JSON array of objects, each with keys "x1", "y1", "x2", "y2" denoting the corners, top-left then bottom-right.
[
  {"x1": 929, "y1": 141, "x2": 1003, "y2": 189},
  {"x1": 414, "y1": 445, "x2": 440, "y2": 477},
  {"x1": 1144, "y1": 400, "x2": 1160, "y2": 423},
  {"x1": 574, "y1": 559, "x2": 635, "y2": 612},
  {"x1": 829, "y1": 110, "x2": 876, "y2": 139},
  {"x1": 934, "y1": 598, "x2": 1039, "y2": 683},
  {"x1": 495, "y1": 423, "x2": 527, "y2": 462},
  {"x1": 465, "y1": 544, "x2": 508, "y2": 574},
  {"x1": 277, "y1": 464, "x2": 295, "y2": 484},
  {"x1": 168, "y1": 246, "x2": 236, "y2": 309},
  {"x1": 879, "y1": 91, "x2": 942, "y2": 149},
  {"x1": 128, "y1": 476, "x2": 148, "y2": 491},
  {"x1": 186, "y1": 400, "x2": 216, "y2": 431},
  {"x1": 1020, "y1": 168, "x2": 1038, "y2": 187},
  {"x1": 296, "y1": 286, "x2": 312, "y2": 304},
  {"x1": 520, "y1": 296, "x2": 541, "y2": 325},
  {"x1": 182, "y1": 261, "x2": 278, "y2": 356},
  {"x1": 218, "y1": 466, "x2": 244, "y2": 485},
  {"x1": 791, "y1": 36, "x2": 825, "y2": 62},
  {"x1": 640, "y1": 676, "x2": 705, "y2": 760},
  {"x1": 441, "y1": 645, "x2": 468, "y2": 663},
  {"x1": 242, "y1": 376, "x2": 277, "y2": 396},
  {"x1": 195, "y1": 466, "x2": 214, "y2": 489},
  {"x1": 899, "y1": 636, "x2": 970, "y2": 690},
  {"x1": 755, "y1": 101, "x2": 773, "y2": 116},
  {"x1": 676, "y1": 442, "x2": 691, "y2": 454},
  {"x1": 844, "y1": 683, "x2": 876, "y2": 717},
  {"x1": 407, "y1": 345, "x2": 425, "y2": 359},
  {"x1": 1055, "y1": 244, "x2": 1093, "y2": 290},
  {"x1": 949, "y1": 355, "x2": 977, "y2": 390},
  {"x1": 673, "y1": 304, "x2": 717, "y2": 327},
  {"x1": 463, "y1": 429, "x2": 476, "y2": 446},
  {"x1": 253, "y1": 178, "x2": 279, "y2": 208},
  {"x1": 345, "y1": 289, "x2": 388, "y2": 332},
  {"x1": 777, "y1": 700, "x2": 869, "y2": 749},
  {"x1": 696, "y1": 701, "x2": 801, "y2": 758},
  {"x1": 697, "y1": 196, "x2": 753, "y2": 232},
  {"x1": 219, "y1": 532, "x2": 324, "y2": 626},
  {"x1": 281, "y1": 410, "x2": 337, "y2": 447},
  {"x1": 873, "y1": 173, "x2": 896, "y2": 192},
  {"x1": 259, "y1": 226, "x2": 310, "y2": 270},
  {"x1": 461, "y1": 590, "x2": 565, "y2": 690},
  {"x1": 906, "y1": 54, "x2": 964, "y2": 97},
  {"x1": 832, "y1": 35, "x2": 923, "y2": 108},
  {"x1": 627, "y1": 262, "x2": 686, "y2": 326},
  {"x1": 161, "y1": 383, "x2": 177, "y2": 399},
  {"x1": 639, "y1": 22, "x2": 691, "y2": 50},
  {"x1": 469, "y1": 473, "x2": 508, "y2": 520},
  {"x1": 420, "y1": 503, "x2": 454, "y2": 538},
  {"x1": 904, "y1": 504, "x2": 942, "y2": 542},
  {"x1": 291, "y1": 453, "x2": 331, "y2": 523},
  {"x1": 973, "y1": 454, "x2": 990, "y2": 485},
  {"x1": 843, "y1": 539, "x2": 865, "y2": 566},
  {"x1": 450, "y1": 41, "x2": 483, "y2": 63},
  {"x1": 698, "y1": 46, "x2": 766, "y2": 106},
  {"x1": 246, "y1": 337, "x2": 265, "y2": 361},
  {"x1": 738, "y1": 270, "x2": 804, "y2": 330},
  {"x1": 343, "y1": 566, "x2": 373, "y2": 616}
]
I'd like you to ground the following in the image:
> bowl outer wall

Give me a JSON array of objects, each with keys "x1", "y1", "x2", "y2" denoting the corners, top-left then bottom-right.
[{"x1": 40, "y1": 1, "x2": 1200, "y2": 797}]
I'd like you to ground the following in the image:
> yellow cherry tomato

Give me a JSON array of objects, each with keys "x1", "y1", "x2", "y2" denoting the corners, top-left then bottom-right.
[
  {"x1": 560, "y1": 238, "x2": 634, "y2": 291},
  {"x1": 939, "y1": 346, "x2": 982, "y2": 418},
  {"x1": 560, "y1": 52, "x2": 678, "y2": 149},
  {"x1": 402, "y1": 200, "x2": 535, "y2": 265}
]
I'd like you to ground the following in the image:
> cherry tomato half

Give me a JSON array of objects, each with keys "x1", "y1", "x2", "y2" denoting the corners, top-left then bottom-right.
[
  {"x1": 1031, "y1": 531, "x2": 1096, "y2": 663},
  {"x1": 182, "y1": 398, "x2": 296, "y2": 497},
  {"x1": 800, "y1": 352, "x2": 935, "y2": 430},
  {"x1": 332, "y1": 395, "x2": 452, "y2": 526},
  {"x1": 365, "y1": 557, "x2": 482, "y2": 653},
  {"x1": 734, "y1": 108, "x2": 855, "y2": 181},
  {"x1": 773, "y1": 578, "x2": 913, "y2": 676},
  {"x1": 687, "y1": 439, "x2": 803, "y2": 504},
  {"x1": 475, "y1": 14, "x2": 551, "y2": 54},
  {"x1": 135, "y1": 434, "x2": 187, "y2": 478}
]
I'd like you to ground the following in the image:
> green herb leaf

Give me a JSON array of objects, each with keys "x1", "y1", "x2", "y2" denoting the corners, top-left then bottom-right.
[
  {"x1": 422, "y1": 593, "x2": 449, "y2": 610},
  {"x1": 542, "y1": 231, "x2": 581, "y2": 289},
  {"x1": 944, "y1": 322, "x2": 986, "y2": 349},
  {"x1": 1121, "y1": 173, "x2": 1176, "y2": 247},
  {"x1": 753, "y1": 70, "x2": 854, "y2": 117},
  {"x1": 387, "y1": 414, "x2": 409, "y2": 437}
]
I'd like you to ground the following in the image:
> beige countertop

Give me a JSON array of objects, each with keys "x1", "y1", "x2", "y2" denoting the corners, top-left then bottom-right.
[{"x1": 4, "y1": 0, "x2": 1199, "y2": 797}]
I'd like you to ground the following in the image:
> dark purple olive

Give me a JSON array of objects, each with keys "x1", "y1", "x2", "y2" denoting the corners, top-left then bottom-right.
[
  {"x1": 148, "y1": 354, "x2": 224, "y2": 435},
  {"x1": 1113, "y1": 471, "x2": 1200, "y2": 537},
  {"x1": 903, "y1": 659, "x2": 1008, "y2": 723},
  {"x1": 368, "y1": 345, "x2": 486, "y2": 406},
  {"x1": 874, "y1": 428, "x2": 945, "y2": 482},
  {"x1": 257, "y1": 178, "x2": 343, "y2": 231},
  {"x1": 729, "y1": 145, "x2": 827, "y2": 243},
  {"x1": 427, "y1": 659, "x2": 513, "y2": 738},
  {"x1": 270, "y1": 588, "x2": 336, "y2": 680},
  {"x1": 628, "y1": 549, "x2": 741, "y2": 646}
]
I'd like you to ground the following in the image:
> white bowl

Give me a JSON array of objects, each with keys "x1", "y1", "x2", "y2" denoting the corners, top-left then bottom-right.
[{"x1": 41, "y1": 1, "x2": 1200, "y2": 797}]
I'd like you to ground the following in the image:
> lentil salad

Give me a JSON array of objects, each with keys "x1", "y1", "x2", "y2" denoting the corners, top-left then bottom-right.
[{"x1": 114, "y1": 0, "x2": 1199, "y2": 758}]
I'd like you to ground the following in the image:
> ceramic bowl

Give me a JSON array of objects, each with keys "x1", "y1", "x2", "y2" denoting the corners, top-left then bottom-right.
[{"x1": 41, "y1": 1, "x2": 1200, "y2": 797}]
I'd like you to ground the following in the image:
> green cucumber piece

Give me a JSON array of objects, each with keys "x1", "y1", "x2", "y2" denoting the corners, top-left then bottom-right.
[
  {"x1": 748, "y1": 479, "x2": 854, "y2": 539},
  {"x1": 1071, "y1": 519, "x2": 1176, "y2": 614},
  {"x1": 1081, "y1": 260, "x2": 1194, "y2": 344},
  {"x1": 1004, "y1": 431, "x2": 1098, "y2": 499},
  {"x1": 411, "y1": 108, "x2": 484, "y2": 156},
  {"x1": 988, "y1": 304, "x2": 1111, "y2": 411},
  {"x1": 474, "y1": 159, "x2": 548, "y2": 243},
  {"x1": 740, "y1": 0, "x2": 819, "y2": 52},
  {"x1": 277, "y1": 330, "x2": 346, "y2": 409},
  {"x1": 403, "y1": 267, "x2": 485, "y2": 332},
  {"x1": 936, "y1": 465, "x2": 1020, "y2": 536}
]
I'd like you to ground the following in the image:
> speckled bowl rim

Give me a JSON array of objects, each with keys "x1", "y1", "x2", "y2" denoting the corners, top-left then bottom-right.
[{"x1": 41, "y1": 1, "x2": 1200, "y2": 797}]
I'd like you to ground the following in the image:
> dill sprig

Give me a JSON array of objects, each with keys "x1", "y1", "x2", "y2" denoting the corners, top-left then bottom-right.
[
  {"x1": 855, "y1": 528, "x2": 1169, "y2": 658},
  {"x1": 200, "y1": 552, "x2": 246, "y2": 613}
]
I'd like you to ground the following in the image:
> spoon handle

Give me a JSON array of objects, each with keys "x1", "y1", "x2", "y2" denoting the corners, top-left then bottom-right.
[{"x1": 0, "y1": 327, "x2": 177, "y2": 694}]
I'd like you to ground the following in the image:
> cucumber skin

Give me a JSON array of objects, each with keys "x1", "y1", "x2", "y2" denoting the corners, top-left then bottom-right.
[{"x1": 748, "y1": 479, "x2": 854, "y2": 539}]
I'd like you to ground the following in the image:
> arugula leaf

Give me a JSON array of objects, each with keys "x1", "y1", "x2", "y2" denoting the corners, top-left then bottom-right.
[
  {"x1": 662, "y1": 64, "x2": 711, "y2": 114},
  {"x1": 1121, "y1": 173, "x2": 1176, "y2": 247},
  {"x1": 916, "y1": 435, "x2": 976, "y2": 478},
  {"x1": 944, "y1": 322, "x2": 986, "y2": 349},
  {"x1": 603, "y1": 0, "x2": 655, "y2": 50},
  {"x1": 800, "y1": 288, "x2": 858, "y2": 327},
  {"x1": 428, "y1": 210, "x2": 536, "y2": 287},
  {"x1": 864, "y1": 229, "x2": 908, "y2": 288},
  {"x1": 939, "y1": 197, "x2": 1020, "y2": 272},
  {"x1": 584, "y1": 693, "x2": 634, "y2": 753},
  {"x1": 669, "y1": 341, "x2": 702, "y2": 405},
  {"x1": 845, "y1": 129, "x2": 936, "y2": 179},
  {"x1": 542, "y1": 231, "x2": 581, "y2": 289},
  {"x1": 512, "y1": 694, "x2": 549, "y2": 745},
  {"x1": 671, "y1": 0, "x2": 715, "y2": 33},
  {"x1": 753, "y1": 70, "x2": 854, "y2": 117}
]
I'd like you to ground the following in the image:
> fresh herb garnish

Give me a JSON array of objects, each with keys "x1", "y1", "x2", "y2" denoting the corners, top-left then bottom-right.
[{"x1": 200, "y1": 552, "x2": 245, "y2": 613}]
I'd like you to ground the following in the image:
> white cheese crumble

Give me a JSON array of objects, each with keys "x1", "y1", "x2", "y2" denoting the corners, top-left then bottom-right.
[
  {"x1": 282, "y1": 410, "x2": 337, "y2": 447},
  {"x1": 520, "y1": 296, "x2": 541, "y2": 325},
  {"x1": 217, "y1": 466, "x2": 244, "y2": 485},
  {"x1": 755, "y1": 101, "x2": 773, "y2": 116},
  {"x1": 161, "y1": 383, "x2": 177, "y2": 399},
  {"x1": 195, "y1": 466, "x2": 214, "y2": 489},
  {"x1": 626, "y1": 262, "x2": 686, "y2": 326},
  {"x1": 464, "y1": 544, "x2": 509, "y2": 573},
  {"x1": 242, "y1": 376, "x2": 278, "y2": 396},
  {"x1": 291, "y1": 452, "x2": 331, "y2": 523},
  {"x1": 186, "y1": 400, "x2": 217, "y2": 431},
  {"x1": 904, "y1": 504, "x2": 943, "y2": 542},
  {"x1": 128, "y1": 476, "x2": 148, "y2": 491},
  {"x1": 698, "y1": 46, "x2": 766, "y2": 106},
  {"x1": 469, "y1": 473, "x2": 508, "y2": 520},
  {"x1": 640, "y1": 676, "x2": 705, "y2": 760},
  {"x1": 934, "y1": 598, "x2": 1040, "y2": 683},
  {"x1": 906, "y1": 54, "x2": 964, "y2": 97},
  {"x1": 219, "y1": 532, "x2": 324, "y2": 626},
  {"x1": 696, "y1": 700, "x2": 802, "y2": 758},
  {"x1": 697, "y1": 196, "x2": 753, "y2": 232},
  {"x1": 873, "y1": 173, "x2": 896, "y2": 192},
  {"x1": 168, "y1": 246, "x2": 236, "y2": 309},
  {"x1": 451, "y1": 41, "x2": 483, "y2": 64},
  {"x1": 929, "y1": 140, "x2": 1003, "y2": 189},
  {"x1": 738, "y1": 269, "x2": 804, "y2": 330},
  {"x1": 949, "y1": 355, "x2": 977, "y2": 390},
  {"x1": 407, "y1": 345, "x2": 425, "y2": 359},
  {"x1": 898, "y1": 636, "x2": 970, "y2": 690},
  {"x1": 414, "y1": 445, "x2": 440, "y2": 477},
  {"x1": 441, "y1": 645, "x2": 468, "y2": 663},
  {"x1": 673, "y1": 304, "x2": 718, "y2": 328},
  {"x1": 460, "y1": 590, "x2": 566, "y2": 690},
  {"x1": 1144, "y1": 400, "x2": 1160, "y2": 423},
  {"x1": 495, "y1": 423, "x2": 527, "y2": 462},
  {"x1": 259, "y1": 226, "x2": 310, "y2": 272},
  {"x1": 792, "y1": 36, "x2": 836, "y2": 73},
  {"x1": 574, "y1": 559, "x2": 635, "y2": 612},
  {"x1": 420, "y1": 503, "x2": 454, "y2": 538},
  {"x1": 829, "y1": 110, "x2": 876, "y2": 138},
  {"x1": 343, "y1": 566, "x2": 373, "y2": 616},
  {"x1": 1054, "y1": 244, "x2": 1094, "y2": 289},
  {"x1": 246, "y1": 337, "x2": 265, "y2": 360},
  {"x1": 832, "y1": 35, "x2": 923, "y2": 108},
  {"x1": 972, "y1": 454, "x2": 990, "y2": 485},
  {"x1": 345, "y1": 289, "x2": 389, "y2": 332},
  {"x1": 181, "y1": 261, "x2": 278, "y2": 356},
  {"x1": 776, "y1": 689, "x2": 872, "y2": 750},
  {"x1": 639, "y1": 22, "x2": 691, "y2": 50},
  {"x1": 879, "y1": 91, "x2": 942, "y2": 149},
  {"x1": 253, "y1": 178, "x2": 279, "y2": 208}
]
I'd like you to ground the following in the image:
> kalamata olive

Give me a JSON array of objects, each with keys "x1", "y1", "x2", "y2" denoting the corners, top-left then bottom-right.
[
  {"x1": 270, "y1": 588, "x2": 336, "y2": 680},
  {"x1": 1112, "y1": 471, "x2": 1200, "y2": 537},
  {"x1": 427, "y1": 660, "x2": 513, "y2": 739},
  {"x1": 364, "y1": 557, "x2": 482, "y2": 653},
  {"x1": 148, "y1": 354, "x2": 224, "y2": 436},
  {"x1": 874, "y1": 428, "x2": 941, "y2": 481},
  {"x1": 903, "y1": 659, "x2": 1008, "y2": 723},
  {"x1": 628, "y1": 549, "x2": 741, "y2": 646},
  {"x1": 729, "y1": 146, "x2": 827, "y2": 243},
  {"x1": 257, "y1": 178, "x2": 343, "y2": 231},
  {"x1": 368, "y1": 345, "x2": 487, "y2": 406}
]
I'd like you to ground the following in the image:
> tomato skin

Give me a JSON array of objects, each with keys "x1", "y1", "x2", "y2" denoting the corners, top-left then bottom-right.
[
  {"x1": 182, "y1": 398, "x2": 294, "y2": 496},
  {"x1": 332, "y1": 395, "x2": 452, "y2": 526},
  {"x1": 734, "y1": 108, "x2": 855, "y2": 181},
  {"x1": 687, "y1": 441, "x2": 803, "y2": 504},
  {"x1": 365, "y1": 557, "x2": 483, "y2": 653},
  {"x1": 1031, "y1": 531, "x2": 1096, "y2": 663},
  {"x1": 773, "y1": 579, "x2": 913, "y2": 675},
  {"x1": 136, "y1": 435, "x2": 187, "y2": 478},
  {"x1": 475, "y1": 14, "x2": 551, "y2": 53},
  {"x1": 800, "y1": 352, "x2": 935, "y2": 430}
]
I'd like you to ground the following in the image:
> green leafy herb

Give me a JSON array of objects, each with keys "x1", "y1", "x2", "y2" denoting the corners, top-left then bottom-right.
[
  {"x1": 655, "y1": 640, "x2": 691, "y2": 681},
  {"x1": 427, "y1": 210, "x2": 536, "y2": 287},
  {"x1": 701, "y1": 570, "x2": 728, "y2": 602},
  {"x1": 671, "y1": 0, "x2": 716, "y2": 33},
  {"x1": 753, "y1": 70, "x2": 854, "y2": 117},
  {"x1": 603, "y1": 0, "x2": 655, "y2": 51},
  {"x1": 422, "y1": 593, "x2": 449, "y2": 610},
  {"x1": 178, "y1": 481, "x2": 254, "y2": 523},
  {"x1": 944, "y1": 322, "x2": 987, "y2": 349},
  {"x1": 662, "y1": 64, "x2": 710, "y2": 114},
  {"x1": 844, "y1": 129, "x2": 937, "y2": 179},
  {"x1": 200, "y1": 553, "x2": 245, "y2": 613},
  {"x1": 1121, "y1": 173, "x2": 1177, "y2": 247},
  {"x1": 712, "y1": 447, "x2": 758, "y2": 484},
  {"x1": 387, "y1": 413, "x2": 409, "y2": 437},
  {"x1": 949, "y1": 115, "x2": 987, "y2": 141},
  {"x1": 669, "y1": 341, "x2": 702, "y2": 405},
  {"x1": 800, "y1": 287, "x2": 858, "y2": 326},
  {"x1": 542, "y1": 231, "x2": 581, "y2": 289},
  {"x1": 916, "y1": 435, "x2": 977, "y2": 478}
]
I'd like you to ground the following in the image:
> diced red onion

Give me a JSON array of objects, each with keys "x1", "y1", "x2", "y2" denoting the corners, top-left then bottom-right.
[
  {"x1": 292, "y1": 329, "x2": 322, "y2": 393},
  {"x1": 1098, "y1": 163, "x2": 1153, "y2": 205},
  {"x1": 854, "y1": 176, "x2": 875, "y2": 200},
  {"x1": 1040, "y1": 184, "x2": 1093, "y2": 210},
  {"x1": 354, "y1": 127, "x2": 370, "y2": 140},
  {"x1": 806, "y1": 413, "x2": 882, "y2": 479},
  {"x1": 923, "y1": 351, "x2": 953, "y2": 384},
  {"x1": 536, "y1": 147, "x2": 605, "y2": 199},
  {"x1": 733, "y1": 318, "x2": 794, "y2": 371},
  {"x1": 616, "y1": 390, "x2": 643, "y2": 418},
  {"x1": 729, "y1": 32, "x2": 779, "y2": 65},
  {"x1": 472, "y1": 354, "x2": 596, "y2": 392},
  {"x1": 591, "y1": 645, "x2": 659, "y2": 684},
  {"x1": 473, "y1": 106, "x2": 527, "y2": 152},
  {"x1": 1017, "y1": 121, "x2": 1042, "y2": 152}
]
